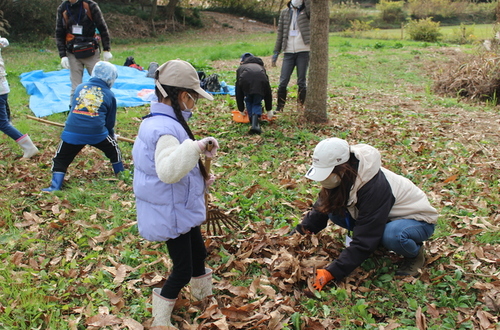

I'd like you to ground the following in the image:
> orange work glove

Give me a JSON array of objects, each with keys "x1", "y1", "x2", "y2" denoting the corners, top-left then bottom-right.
[{"x1": 313, "y1": 269, "x2": 334, "y2": 291}]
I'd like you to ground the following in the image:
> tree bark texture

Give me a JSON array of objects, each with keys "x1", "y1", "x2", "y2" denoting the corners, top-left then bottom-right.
[
  {"x1": 165, "y1": 0, "x2": 179, "y2": 20},
  {"x1": 304, "y1": 0, "x2": 329, "y2": 123}
]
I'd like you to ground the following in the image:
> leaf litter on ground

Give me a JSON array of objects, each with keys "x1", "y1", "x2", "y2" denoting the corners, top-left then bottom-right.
[{"x1": 1, "y1": 40, "x2": 499, "y2": 329}]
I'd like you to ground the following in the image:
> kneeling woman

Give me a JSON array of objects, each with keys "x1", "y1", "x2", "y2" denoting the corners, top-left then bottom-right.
[{"x1": 294, "y1": 138, "x2": 438, "y2": 290}]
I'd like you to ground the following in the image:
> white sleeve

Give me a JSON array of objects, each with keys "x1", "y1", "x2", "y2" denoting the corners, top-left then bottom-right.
[{"x1": 155, "y1": 134, "x2": 203, "y2": 184}]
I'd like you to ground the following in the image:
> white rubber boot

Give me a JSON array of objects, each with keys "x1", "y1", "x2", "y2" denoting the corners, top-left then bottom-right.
[
  {"x1": 190, "y1": 267, "x2": 213, "y2": 300},
  {"x1": 151, "y1": 288, "x2": 178, "y2": 329},
  {"x1": 16, "y1": 134, "x2": 39, "y2": 158}
]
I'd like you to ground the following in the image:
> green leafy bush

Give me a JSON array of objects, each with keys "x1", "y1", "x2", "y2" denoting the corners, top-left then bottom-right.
[
  {"x1": 458, "y1": 1, "x2": 496, "y2": 23},
  {"x1": 443, "y1": 23, "x2": 476, "y2": 44},
  {"x1": 1, "y1": 0, "x2": 59, "y2": 40},
  {"x1": 329, "y1": 0, "x2": 369, "y2": 32},
  {"x1": 343, "y1": 19, "x2": 374, "y2": 38},
  {"x1": 406, "y1": 17, "x2": 442, "y2": 42},
  {"x1": 407, "y1": 0, "x2": 458, "y2": 20},
  {"x1": 406, "y1": 0, "x2": 495, "y2": 25},
  {"x1": 376, "y1": 0, "x2": 407, "y2": 24}
]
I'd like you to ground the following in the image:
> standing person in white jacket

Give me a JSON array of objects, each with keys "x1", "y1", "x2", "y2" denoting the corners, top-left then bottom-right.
[
  {"x1": 272, "y1": 0, "x2": 311, "y2": 112},
  {"x1": 0, "y1": 37, "x2": 38, "y2": 158},
  {"x1": 292, "y1": 138, "x2": 438, "y2": 290}
]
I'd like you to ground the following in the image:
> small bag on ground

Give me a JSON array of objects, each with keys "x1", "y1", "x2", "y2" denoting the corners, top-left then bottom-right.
[
  {"x1": 204, "y1": 74, "x2": 221, "y2": 93},
  {"x1": 147, "y1": 62, "x2": 159, "y2": 78}
]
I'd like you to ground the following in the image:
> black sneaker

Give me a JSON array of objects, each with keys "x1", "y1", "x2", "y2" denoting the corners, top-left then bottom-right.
[{"x1": 396, "y1": 245, "x2": 425, "y2": 276}]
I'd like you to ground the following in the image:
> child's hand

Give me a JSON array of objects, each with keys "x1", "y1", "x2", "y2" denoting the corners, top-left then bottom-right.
[
  {"x1": 205, "y1": 174, "x2": 216, "y2": 188},
  {"x1": 197, "y1": 137, "x2": 219, "y2": 158}
]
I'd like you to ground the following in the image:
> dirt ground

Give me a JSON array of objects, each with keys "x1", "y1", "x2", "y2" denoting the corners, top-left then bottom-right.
[{"x1": 105, "y1": 11, "x2": 275, "y2": 39}]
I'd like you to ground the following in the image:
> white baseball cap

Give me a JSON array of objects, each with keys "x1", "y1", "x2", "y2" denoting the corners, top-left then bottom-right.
[
  {"x1": 305, "y1": 138, "x2": 350, "y2": 181},
  {"x1": 155, "y1": 59, "x2": 213, "y2": 101}
]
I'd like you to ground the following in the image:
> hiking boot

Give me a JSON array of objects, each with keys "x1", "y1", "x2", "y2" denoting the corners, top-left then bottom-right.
[{"x1": 396, "y1": 245, "x2": 425, "y2": 276}]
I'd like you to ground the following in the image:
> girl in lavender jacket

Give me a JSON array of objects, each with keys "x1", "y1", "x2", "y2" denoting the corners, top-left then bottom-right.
[{"x1": 132, "y1": 60, "x2": 218, "y2": 329}]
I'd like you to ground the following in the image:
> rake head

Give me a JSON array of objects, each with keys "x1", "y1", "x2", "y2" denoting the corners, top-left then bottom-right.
[{"x1": 204, "y1": 204, "x2": 241, "y2": 236}]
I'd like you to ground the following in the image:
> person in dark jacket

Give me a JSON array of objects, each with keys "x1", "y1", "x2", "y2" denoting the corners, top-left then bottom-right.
[
  {"x1": 272, "y1": 0, "x2": 310, "y2": 112},
  {"x1": 55, "y1": 0, "x2": 113, "y2": 102},
  {"x1": 235, "y1": 53, "x2": 272, "y2": 135},
  {"x1": 293, "y1": 138, "x2": 438, "y2": 290},
  {"x1": 42, "y1": 61, "x2": 123, "y2": 192}
]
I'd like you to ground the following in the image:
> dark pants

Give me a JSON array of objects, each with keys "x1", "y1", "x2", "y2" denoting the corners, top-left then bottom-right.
[
  {"x1": 51, "y1": 136, "x2": 122, "y2": 173},
  {"x1": 161, "y1": 226, "x2": 207, "y2": 299},
  {"x1": 277, "y1": 51, "x2": 310, "y2": 110},
  {"x1": 244, "y1": 94, "x2": 263, "y2": 117}
]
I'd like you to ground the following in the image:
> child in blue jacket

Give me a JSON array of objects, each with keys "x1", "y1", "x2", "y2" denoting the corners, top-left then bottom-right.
[{"x1": 42, "y1": 61, "x2": 123, "y2": 191}]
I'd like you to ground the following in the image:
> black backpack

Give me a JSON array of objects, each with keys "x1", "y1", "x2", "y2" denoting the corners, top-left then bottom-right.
[
  {"x1": 198, "y1": 71, "x2": 206, "y2": 89},
  {"x1": 124, "y1": 56, "x2": 136, "y2": 66},
  {"x1": 204, "y1": 73, "x2": 221, "y2": 93}
]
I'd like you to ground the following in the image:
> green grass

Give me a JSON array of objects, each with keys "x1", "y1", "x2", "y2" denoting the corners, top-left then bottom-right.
[
  {"x1": 341, "y1": 23, "x2": 497, "y2": 43},
  {"x1": 0, "y1": 29, "x2": 499, "y2": 329}
]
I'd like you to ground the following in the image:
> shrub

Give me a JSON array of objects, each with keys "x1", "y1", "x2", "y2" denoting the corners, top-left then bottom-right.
[
  {"x1": 330, "y1": 0, "x2": 369, "y2": 32},
  {"x1": 406, "y1": 18, "x2": 442, "y2": 42},
  {"x1": 343, "y1": 19, "x2": 373, "y2": 38},
  {"x1": 443, "y1": 23, "x2": 476, "y2": 45},
  {"x1": 407, "y1": 0, "x2": 495, "y2": 25},
  {"x1": 407, "y1": 0, "x2": 454, "y2": 19},
  {"x1": 376, "y1": 0, "x2": 407, "y2": 24},
  {"x1": 1, "y1": 0, "x2": 59, "y2": 40},
  {"x1": 458, "y1": 1, "x2": 496, "y2": 24},
  {"x1": 433, "y1": 52, "x2": 500, "y2": 104}
]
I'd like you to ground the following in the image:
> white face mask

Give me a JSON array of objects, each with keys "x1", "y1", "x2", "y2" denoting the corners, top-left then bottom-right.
[
  {"x1": 320, "y1": 173, "x2": 342, "y2": 189},
  {"x1": 291, "y1": 0, "x2": 303, "y2": 8}
]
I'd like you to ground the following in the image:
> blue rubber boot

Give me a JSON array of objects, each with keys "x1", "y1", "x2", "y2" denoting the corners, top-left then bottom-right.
[
  {"x1": 112, "y1": 161, "x2": 124, "y2": 174},
  {"x1": 42, "y1": 172, "x2": 65, "y2": 192}
]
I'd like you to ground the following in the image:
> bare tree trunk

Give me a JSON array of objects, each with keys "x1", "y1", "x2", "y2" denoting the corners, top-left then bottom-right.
[
  {"x1": 150, "y1": 0, "x2": 157, "y2": 35},
  {"x1": 497, "y1": 1, "x2": 500, "y2": 23},
  {"x1": 150, "y1": 0, "x2": 157, "y2": 20},
  {"x1": 304, "y1": 0, "x2": 330, "y2": 123},
  {"x1": 165, "y1": 0, "x2": 179, "y2": 20}
]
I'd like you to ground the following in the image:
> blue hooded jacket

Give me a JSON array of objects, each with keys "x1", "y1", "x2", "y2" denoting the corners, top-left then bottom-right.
[{"x1": 62, "y1": 62, "x2": 118, "y2": 145}]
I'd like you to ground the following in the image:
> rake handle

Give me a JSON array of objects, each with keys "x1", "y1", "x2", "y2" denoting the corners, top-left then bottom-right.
[
  {"x1": 204, "y1": 140, "x2": 214, "y2": 212},
  {"x1": 26, "y1": 115, "x2": 135, "y2": 143}
]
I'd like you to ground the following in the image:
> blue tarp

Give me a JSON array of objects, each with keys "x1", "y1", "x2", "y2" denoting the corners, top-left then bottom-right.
[{"x1": 20, "y1": 64, "x2": 235, "y2": 118}]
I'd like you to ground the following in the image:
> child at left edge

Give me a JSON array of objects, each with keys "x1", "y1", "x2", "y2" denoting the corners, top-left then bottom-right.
[{"x1": 235, "y1": 52, "x2": 273, "y2": 135}]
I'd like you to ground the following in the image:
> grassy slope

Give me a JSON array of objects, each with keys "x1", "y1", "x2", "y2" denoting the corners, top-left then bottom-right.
[
  {"x1": 0, "y1": 30, "x2": 499, "y2": 329},
  {"x1": 345, "y1": 23, "x2": 496, "y2": 42}
]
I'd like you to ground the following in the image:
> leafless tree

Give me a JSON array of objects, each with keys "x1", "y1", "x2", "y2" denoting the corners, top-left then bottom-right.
[{"x1": 304, "y1": 0, "x2": 329, "y2": 123}]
